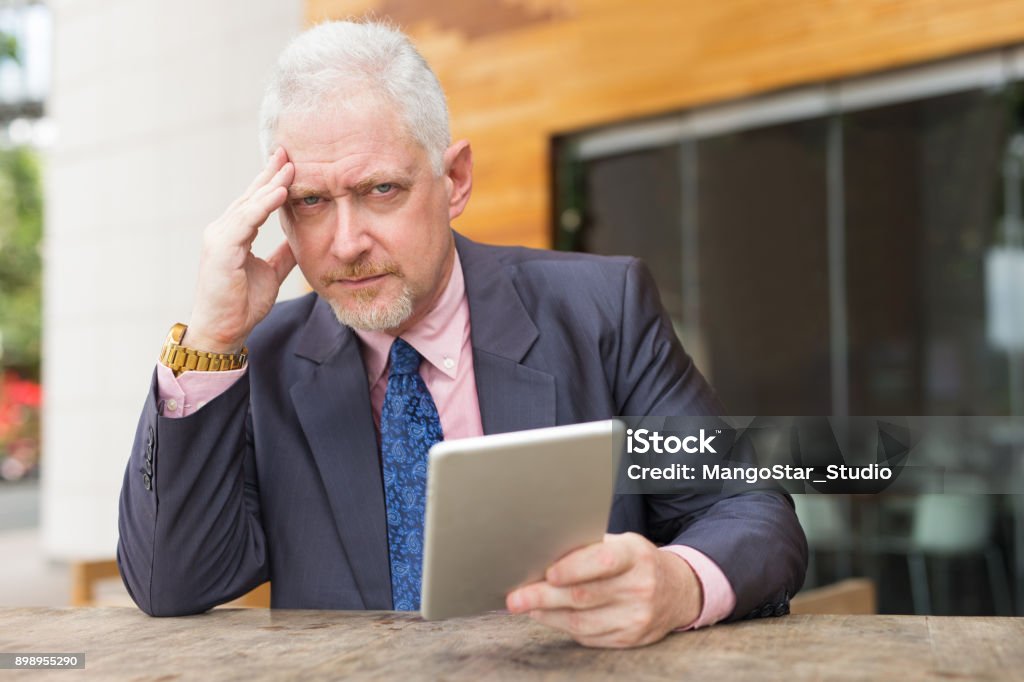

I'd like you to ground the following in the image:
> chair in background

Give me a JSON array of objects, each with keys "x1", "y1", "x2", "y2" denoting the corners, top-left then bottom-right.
[
  {"x1": 70, "y1": 560, "x2": 122, "y2": 606},
  {"x1": 902, "y1": 494, "x2": 1013, "y2": 615},
  {"x1": 790, "y1": 578, "x2": 876, "y2": 615},
  {"x1": 70, "y1": 559, "x2": 271, "y2": 608},
  {"x1": 792, "y1": 495, "x2": 855, "y2": 588}
]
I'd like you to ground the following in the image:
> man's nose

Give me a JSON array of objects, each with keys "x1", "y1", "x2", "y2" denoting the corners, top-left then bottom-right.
[{"x1": 328, "y1": 200, "x2": 372, "y2": 263}]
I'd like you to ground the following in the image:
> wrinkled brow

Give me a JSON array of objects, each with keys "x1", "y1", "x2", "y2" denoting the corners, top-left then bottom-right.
[
  {"x1": 288, "y1": 168, "x2": 418, "y2": 199},
  {"x1": 287, "y1": 172, "x2": 415, "y2": 199}
]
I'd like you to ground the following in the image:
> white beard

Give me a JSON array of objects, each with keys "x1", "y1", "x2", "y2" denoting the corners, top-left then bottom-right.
[{"x1": 328, "y1": 284, "x2": 415, "y2": 332}]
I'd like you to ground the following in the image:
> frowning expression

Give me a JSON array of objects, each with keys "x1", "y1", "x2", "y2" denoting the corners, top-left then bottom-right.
[{"x1": 274, "y1": 95, "x2": 471, "y2": 334}]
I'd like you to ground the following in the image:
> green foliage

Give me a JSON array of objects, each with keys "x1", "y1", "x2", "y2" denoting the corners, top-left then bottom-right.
[
  {"x1": 0, "y1": 147, "x2": 43, "y2": 380},
  {"x1": 0, "y1": 31, "x2": 18, "y2": 64}
]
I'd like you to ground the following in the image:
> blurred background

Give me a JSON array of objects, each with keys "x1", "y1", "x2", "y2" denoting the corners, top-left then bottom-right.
[{"x1": 2, "y1": 0, "x2": 1024, "y2": 617}]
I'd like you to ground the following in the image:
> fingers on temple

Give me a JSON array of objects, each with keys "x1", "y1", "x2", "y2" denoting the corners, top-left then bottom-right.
[
  {"x1": 243, "y1": 147, "x2": 285, "y2": 196},
  {"x1": 229, "y1": 164, "x2": 293, "y2": 240}
]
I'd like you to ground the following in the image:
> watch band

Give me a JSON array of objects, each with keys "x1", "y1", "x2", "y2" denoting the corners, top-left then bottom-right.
[{"x1": 159, "y1": 323, "x2": 248, "y2": 376}]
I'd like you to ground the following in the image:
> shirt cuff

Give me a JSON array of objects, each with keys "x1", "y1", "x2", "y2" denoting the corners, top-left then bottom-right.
[
  {"x1": 659, "y1": 544, "x2": 736, "y2": 630},
  {"x1": 155, "y1": 363, "x2": 247, "y2": 418}
]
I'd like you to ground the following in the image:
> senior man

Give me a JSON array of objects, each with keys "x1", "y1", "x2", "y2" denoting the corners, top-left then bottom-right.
[{"x1": 117, "y1": 20, "x2": 806, "y2": 648}]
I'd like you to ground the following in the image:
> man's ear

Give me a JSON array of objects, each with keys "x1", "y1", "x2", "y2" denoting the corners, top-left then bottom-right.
[{"x1": 443, "y1": 140, "x2": 473, "y2": 221}]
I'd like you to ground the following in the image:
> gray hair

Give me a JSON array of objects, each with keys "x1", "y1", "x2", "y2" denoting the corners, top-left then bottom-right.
[{"x1": 259, "y1": 20, "x2": 450, "y2": 174}]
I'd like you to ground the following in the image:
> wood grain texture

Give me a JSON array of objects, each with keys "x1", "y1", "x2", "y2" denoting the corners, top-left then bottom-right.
[
  {"x1": 2, "y1": 608, "x2": 1022, "y2": 680},
  {"x1": 305, "y1": 0, "x2": 1024, "y2": 247}
]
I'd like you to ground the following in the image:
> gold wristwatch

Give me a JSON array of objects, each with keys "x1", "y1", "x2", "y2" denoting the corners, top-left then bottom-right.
[{"x1": 159, "y1": 323, "x2": 248, "y2": 376}]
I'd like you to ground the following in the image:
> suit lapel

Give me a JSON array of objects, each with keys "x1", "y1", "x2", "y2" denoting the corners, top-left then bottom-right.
[
  {"x1": 456, "y1": 233, "x2": 557, "y2": 434},
  {"x1": 473, "y1": 350, "x2": 556, "y2": 434},
  {"x1": 290, "y1": 298, "x2": 392, "y2": 609}
]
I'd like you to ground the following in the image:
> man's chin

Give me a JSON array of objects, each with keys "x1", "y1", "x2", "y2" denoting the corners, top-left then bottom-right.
[{"x1": 327, "y1": 293, "x2": 414, "y2": 332}]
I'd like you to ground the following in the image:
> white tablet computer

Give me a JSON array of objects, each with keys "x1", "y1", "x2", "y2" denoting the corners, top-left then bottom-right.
[{"x1": 420, "y1": 419, "x2": 624, "y2": 620}]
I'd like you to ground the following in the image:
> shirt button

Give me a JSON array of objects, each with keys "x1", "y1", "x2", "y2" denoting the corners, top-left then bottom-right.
[
  {"x1": 443, "y1": 357, "x2": 455, "y2": 370},
  {"x1": 166, "y1": 399, "x2": 178, "y2": 412}
]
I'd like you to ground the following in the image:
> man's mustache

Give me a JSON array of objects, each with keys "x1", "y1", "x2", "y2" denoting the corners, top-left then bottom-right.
[{"x1": 319, "y1": 261, "x2": 402, "y2": 287}]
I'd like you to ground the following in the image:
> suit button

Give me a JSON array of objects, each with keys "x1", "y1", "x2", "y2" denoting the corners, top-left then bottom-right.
[
  {"x1": 759, "y1": 604, "x2": 773, "y2": 618},
  {"x1": 144, "y1": 461, "x2": 153, "y2": 476},
  {"x1": 774, "y1": 602, "x2": 789, "y2": 617},
  {"x1": 143, "y1": 473, "x2": 152, "y2": 490},
  {"x1": 146, "y1": 426, "x2": 154, "y2": 448}
]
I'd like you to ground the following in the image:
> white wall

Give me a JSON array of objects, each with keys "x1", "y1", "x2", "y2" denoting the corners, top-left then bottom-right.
[{"x1": 42, "y1": 0, "x2": 306, "y2": 559}]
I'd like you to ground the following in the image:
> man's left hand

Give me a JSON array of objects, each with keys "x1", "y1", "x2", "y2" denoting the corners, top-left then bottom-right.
[{"x1": 505, "y1": 532, "x2": 703, "y2": 648}]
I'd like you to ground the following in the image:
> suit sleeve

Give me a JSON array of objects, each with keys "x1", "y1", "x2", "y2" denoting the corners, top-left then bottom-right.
[
  {"x1": 116, "y1": 368, "x2": 269, "y2": 616},
  {"x1": 613, "y1": 258, "x2": 808, "y2": 622}
]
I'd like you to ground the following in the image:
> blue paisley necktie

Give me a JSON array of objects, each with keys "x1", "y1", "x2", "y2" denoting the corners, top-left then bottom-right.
[{"x1": 380, "y1": 337, "x2": 444, "y2": 611}]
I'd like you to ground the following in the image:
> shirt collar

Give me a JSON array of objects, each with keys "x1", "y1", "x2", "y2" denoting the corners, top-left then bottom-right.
[{"x1": 354, "y1": 248, "x2": 468, "y2": 384}]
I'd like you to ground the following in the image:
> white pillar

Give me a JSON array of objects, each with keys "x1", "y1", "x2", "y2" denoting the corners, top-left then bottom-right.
[{"x1": 42, "y1": 0, "x2": 305, "y2": 559}]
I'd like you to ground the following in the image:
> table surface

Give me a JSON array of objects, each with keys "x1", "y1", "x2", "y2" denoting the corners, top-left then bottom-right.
[{"x1": 1, "y1": 607, "x2": 1022, "y2": 681}]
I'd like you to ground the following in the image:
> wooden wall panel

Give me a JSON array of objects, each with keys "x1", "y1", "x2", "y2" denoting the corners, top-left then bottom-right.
[{"x1": 306, "y1": 0, "x2": 1024, "y2": 247}]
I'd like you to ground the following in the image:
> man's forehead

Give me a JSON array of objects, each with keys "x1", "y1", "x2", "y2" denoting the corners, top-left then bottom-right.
[
  {"x1": 276, "y1": 115, "x2": 423, "y2": 167},
  {"x1": 273, "y1": 99, "x2": 430, "y2": 193}
]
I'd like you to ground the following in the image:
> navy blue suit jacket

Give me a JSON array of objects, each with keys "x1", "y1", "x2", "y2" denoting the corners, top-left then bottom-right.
[{"x1": 118, "y1": 232, "x2": 807, "y2": 619}]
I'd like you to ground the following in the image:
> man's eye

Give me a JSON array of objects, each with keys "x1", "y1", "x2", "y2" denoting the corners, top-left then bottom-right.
[
  {"x1": 372, "y1": 183, "x2": 394, "y2": 194},
  {"x1": 301, "y1": 196, "x2": 320, "y2": 206}
]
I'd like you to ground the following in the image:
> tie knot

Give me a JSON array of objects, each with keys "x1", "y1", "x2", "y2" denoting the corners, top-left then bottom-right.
[{"x1": 389, "y1": 338, "x2": 422, "y2": 376}]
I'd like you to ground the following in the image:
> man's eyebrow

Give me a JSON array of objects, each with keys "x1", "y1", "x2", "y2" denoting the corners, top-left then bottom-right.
[
  {"x1": 351, "y1": 172, "x2": 414, "y2": 194},
  {"x1": 287, "y1": 184, "x2": 324, "y2": 199}
]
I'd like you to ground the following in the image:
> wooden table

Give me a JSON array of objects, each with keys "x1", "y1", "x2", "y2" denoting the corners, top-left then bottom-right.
[{"x1": 1, "y1": 608, "x2": 1021, "y2": 680}]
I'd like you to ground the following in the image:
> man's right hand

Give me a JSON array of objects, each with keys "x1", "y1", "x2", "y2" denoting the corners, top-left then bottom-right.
[{"x1": 184, "y1": 147, "x2": 298, "y2": 354}]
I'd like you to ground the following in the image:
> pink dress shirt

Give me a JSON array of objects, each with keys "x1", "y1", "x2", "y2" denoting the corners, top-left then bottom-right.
[{"x1": 155, "y1": 250, "x2": 735, "y2": 628}]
